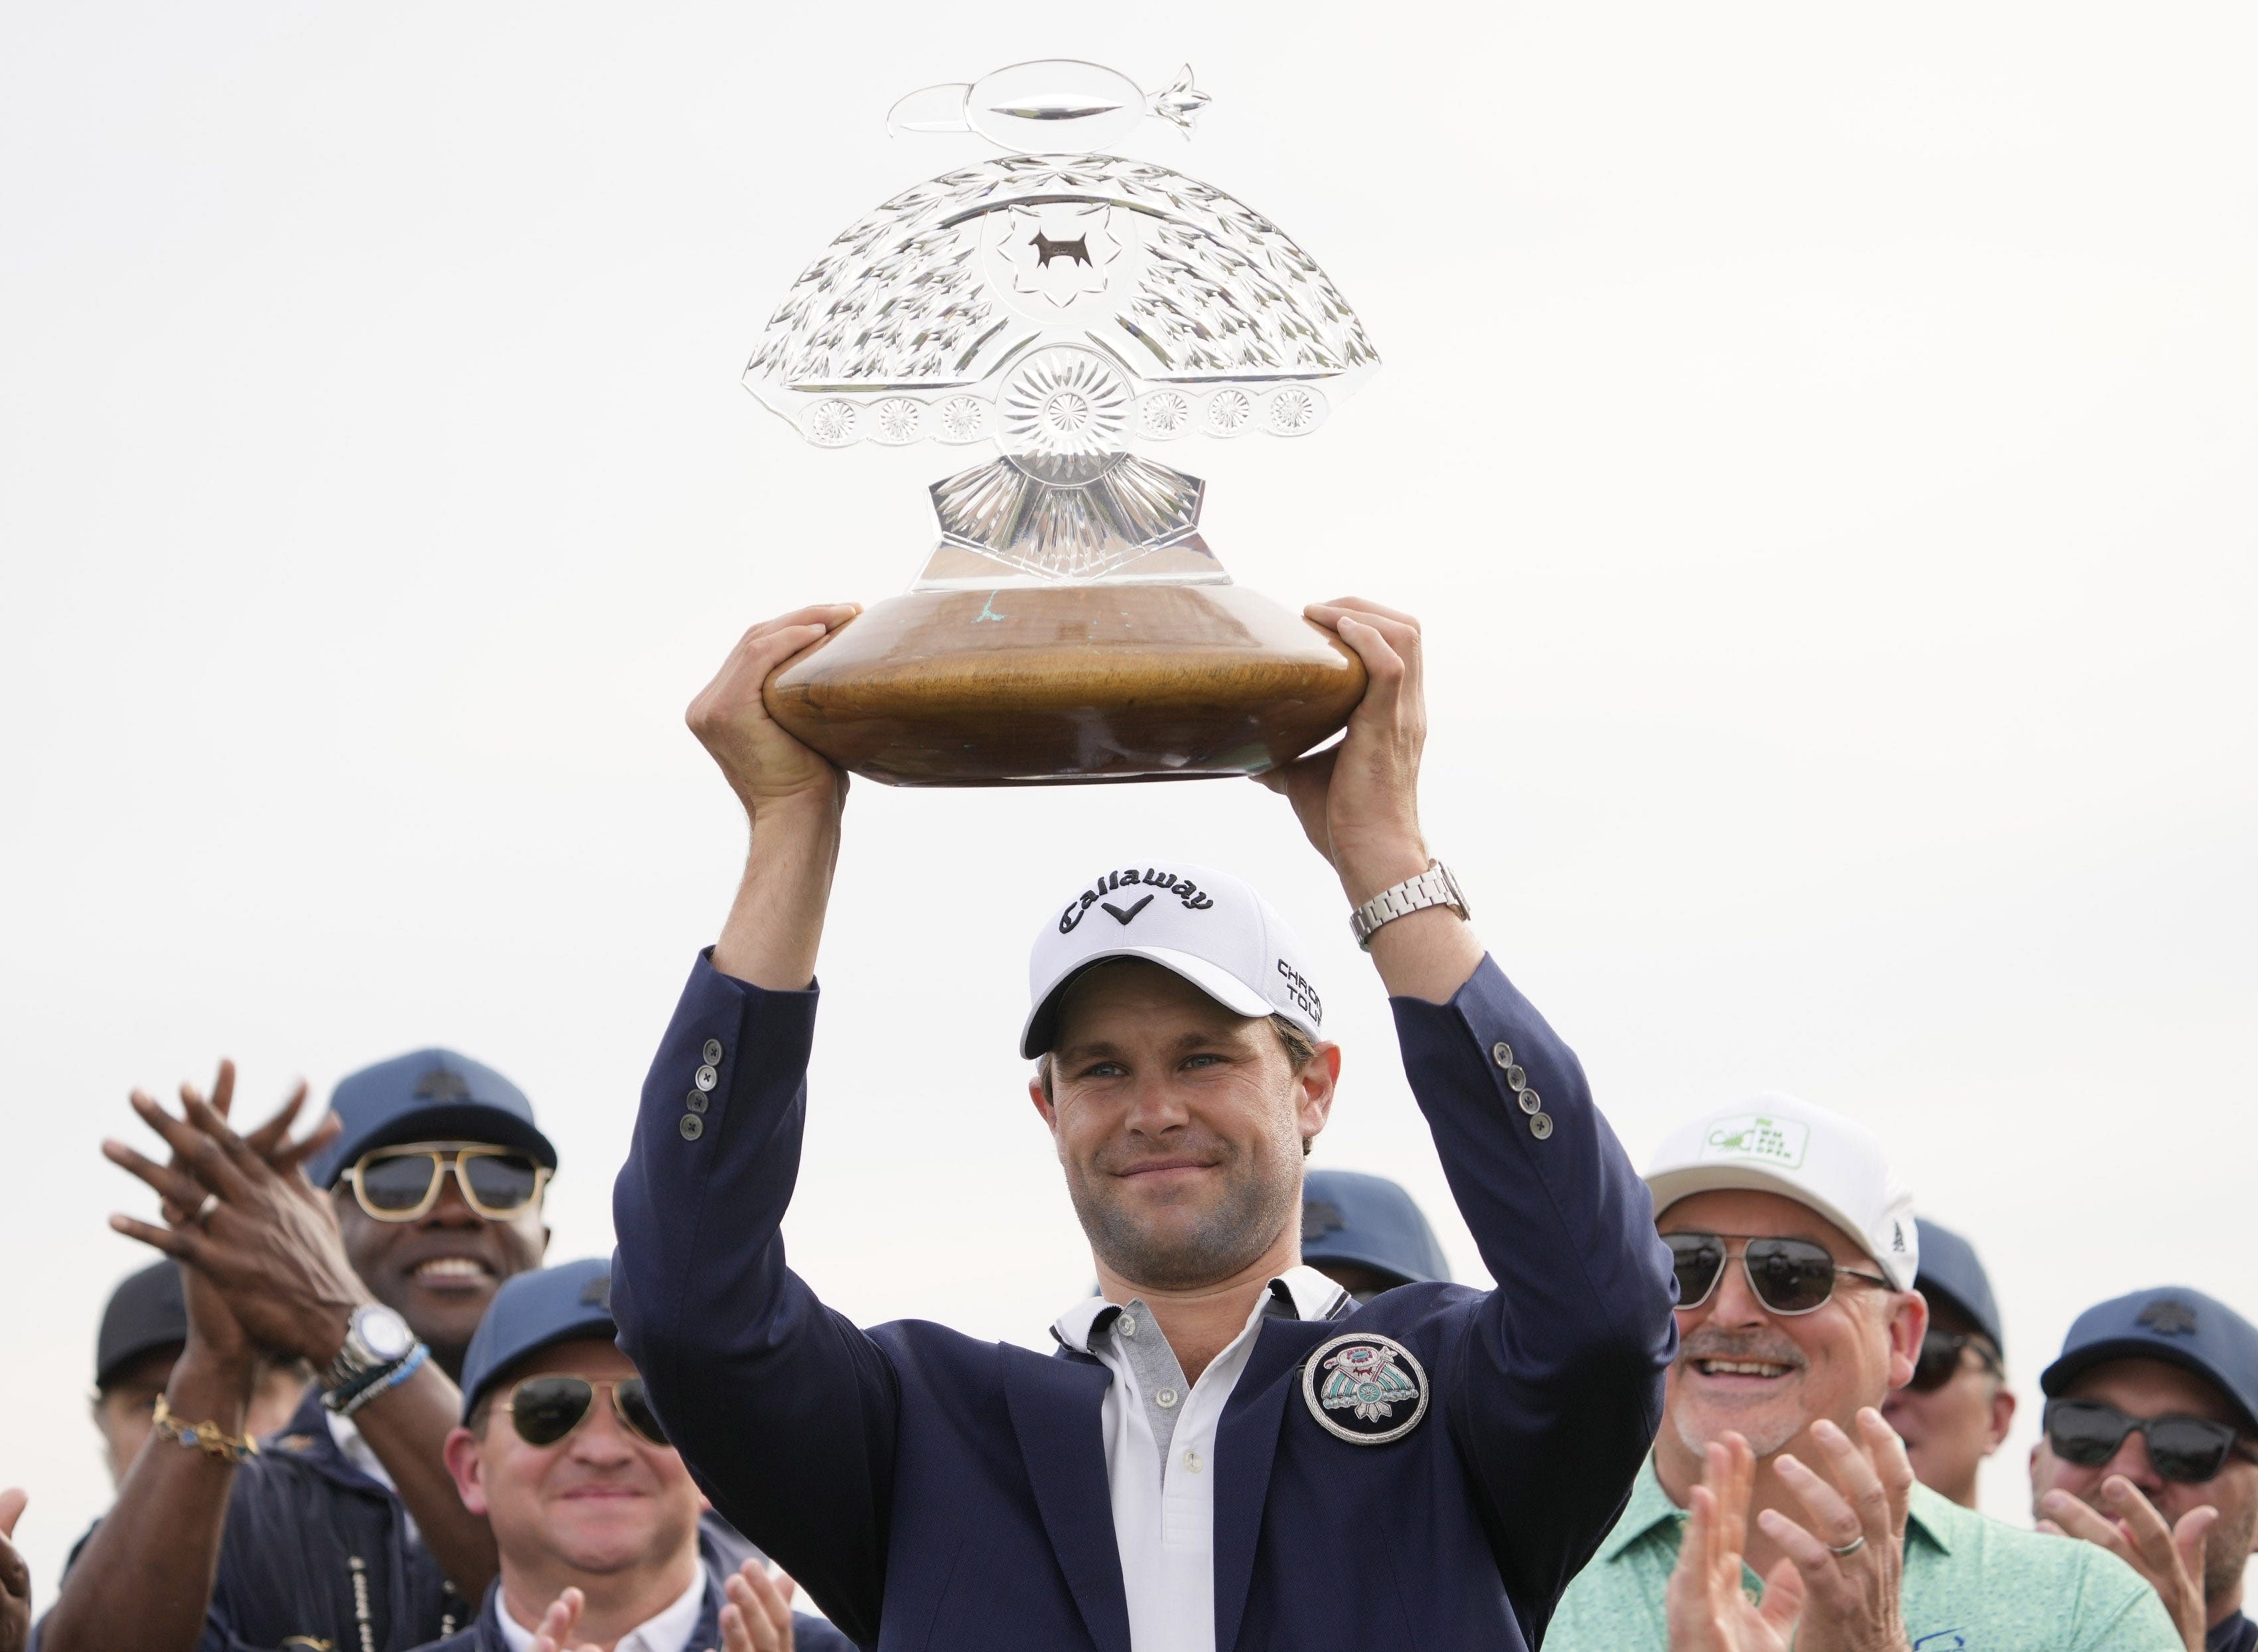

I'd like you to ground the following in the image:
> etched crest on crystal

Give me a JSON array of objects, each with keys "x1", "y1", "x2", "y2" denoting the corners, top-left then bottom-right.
[{"x1": 743, "y1": 61, "x2": 1379, "y2": 586}]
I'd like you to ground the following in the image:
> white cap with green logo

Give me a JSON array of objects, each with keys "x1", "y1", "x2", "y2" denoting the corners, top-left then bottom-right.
[{"x1": 1642, "y1": 1092, "x2": 1919, "y2": 1290}]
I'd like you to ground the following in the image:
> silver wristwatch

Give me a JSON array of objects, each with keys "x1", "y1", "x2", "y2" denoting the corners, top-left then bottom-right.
[
  {"x1": 319, "y1": 1303, "x2": 416, "y2": 1398},
  {"x1": 1349, "y1": 861, "x2": 1471, "y2": 950}
]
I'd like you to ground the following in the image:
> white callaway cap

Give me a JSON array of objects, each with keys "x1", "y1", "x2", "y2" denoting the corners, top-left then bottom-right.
[
  {"x1": 1643, "y1": 1092, "x2": 1919, "y2": 1290},
  {"x1": 1021, "y1": 861, "x2": 1324, "y2": 1060}
]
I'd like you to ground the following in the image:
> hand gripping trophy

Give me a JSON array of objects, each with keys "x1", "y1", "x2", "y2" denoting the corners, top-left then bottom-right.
[{"x1": 749, "y1": 60, "x2": 1382, "y2": 785}]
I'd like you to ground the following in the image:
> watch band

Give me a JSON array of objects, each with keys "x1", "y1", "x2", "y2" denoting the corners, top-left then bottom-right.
[
  {"x1": 1349, "y1": 861, "x2": 1470, "y2": 950},
  {"x1": 329, "y1": 1343, "x2": 430, "y2": 1418},
  {"x1": 319, "y1": 1305, "x2": 413, "y2": 1396}
]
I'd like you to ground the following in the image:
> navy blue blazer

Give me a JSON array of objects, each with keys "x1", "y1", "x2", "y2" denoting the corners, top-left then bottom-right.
[{"x1": 613, "y1": 952, "x2": 1676, "y2": 1652}]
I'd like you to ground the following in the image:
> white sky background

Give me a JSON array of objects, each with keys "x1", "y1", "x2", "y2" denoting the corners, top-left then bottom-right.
[{"x1": 3, "y1": 0, "x2": 2255, "y2": 1602}]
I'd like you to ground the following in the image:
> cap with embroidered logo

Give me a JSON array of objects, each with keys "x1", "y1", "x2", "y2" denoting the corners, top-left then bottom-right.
[
  {"x1": 1021, "y1": 861, "x2": 1323, "y2": 1060},
  {"x1": 2040, "y1": 1287, "x2": 2258, "y2": 1435},
  {"x1": 457, "y1": 1258, "x2": 621, "y2": 1421},
  {"x1": 1642, "y1": 1092, "x2": 1919, "y2": 1291},
  {"x1": 307, "y1": 1047, "x2": 556, "y2": 1189}
]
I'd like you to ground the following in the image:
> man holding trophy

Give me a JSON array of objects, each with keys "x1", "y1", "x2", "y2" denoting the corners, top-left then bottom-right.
[
  {"x1": 609, "y1": 591, "x2": 1680, "y2": 1651},
  {"x1": 609, "y1": 62, "x2": 1676, "y2": 1652}
]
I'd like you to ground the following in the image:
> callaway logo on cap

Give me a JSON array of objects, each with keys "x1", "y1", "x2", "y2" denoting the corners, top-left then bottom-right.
[{"x1": 1021, "y1": 861, "x2": 1324, "y2": 1059}]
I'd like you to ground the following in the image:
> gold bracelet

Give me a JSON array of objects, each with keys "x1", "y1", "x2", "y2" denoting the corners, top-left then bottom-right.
[{"x1": 151, "y1": 1394, "x2": 261, "y2": 1463}]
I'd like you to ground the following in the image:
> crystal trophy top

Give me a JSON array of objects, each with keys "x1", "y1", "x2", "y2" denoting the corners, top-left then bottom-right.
[{"x1": 742, "y1": 60, "x2": 1380, "y2": 588}]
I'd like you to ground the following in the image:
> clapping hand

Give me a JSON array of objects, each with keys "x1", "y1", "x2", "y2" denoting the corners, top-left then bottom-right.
[
  {"x1": 1666, "y1": 1434, "x2": 1804, "y2": 1652},
  {"x1": 527, "y1": 1587, "x2": 596, "y2": 1652},
  {"x1": 1, "y1": 1489, "x2": 31, "y2": 1652},
  {"x1": 105, "y1": 1061, "x2": 339, "y2": 1378},
  {"x1": 715, "y1": 1558, "x2": 798, "y2": 1652},
  {"x1": 105, "y1": 1060, "x2": 365, "y2": 1368},
  {"x1": 1759, "y1": 1409, "x2": 1915, "y2": 1652},
  {"x1": 522, "y1": 1561, "x2": 799, "y2": 1652},
  {"x1": 2039, "y1": 1477, "x2": 2214, "y2": 1651}
]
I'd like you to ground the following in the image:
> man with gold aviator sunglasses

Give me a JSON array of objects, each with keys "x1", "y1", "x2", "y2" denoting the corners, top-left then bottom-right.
[{"x1": 48, "y1": 1047, "x2": 558, "y2": 1652}]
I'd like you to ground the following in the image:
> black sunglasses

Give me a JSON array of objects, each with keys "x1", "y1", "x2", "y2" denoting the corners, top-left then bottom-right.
[
  {"x1": 1665, "y1": 1232, "x2": 1892, "y2": 1317},
  {"x1": 506, "y1": 1375, "x2": 668, "y2": 1449},
  {"x1": 1906, "y1": 1330, "x2": 2002, "y2": 1394},
  {"x1": 2042, "y1": 1398, "x2": 2252, "y2": 1485}
]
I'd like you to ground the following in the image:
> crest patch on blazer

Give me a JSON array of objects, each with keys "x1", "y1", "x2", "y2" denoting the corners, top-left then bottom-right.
[{"x1": 1302, "y1": 1331, "x2": 1429, "y2": 1445}]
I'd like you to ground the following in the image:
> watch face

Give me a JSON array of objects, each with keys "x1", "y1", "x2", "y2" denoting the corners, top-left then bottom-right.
[{"x1": 356, "y1": 1307, "x2": 414, "y2": 1361}]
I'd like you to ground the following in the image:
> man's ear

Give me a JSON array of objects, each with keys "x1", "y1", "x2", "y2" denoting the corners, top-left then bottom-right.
[
  {"x1": 1295, "y1": 1042, "x2": 1342, "y2": 1147},
  {"x1": 1883, "y1": 1289, "x2": 1929, "y2": 1391},
  {"x1": 1027, "y1": 1076, "x2": 1058, "y2": 1132},
  {"x1": 442, "y1": 1424, "x2": 490, "y2": 1517},
  {"x1": 1985, "y1": 1383, "x2": 2018, "y2": 1455}
]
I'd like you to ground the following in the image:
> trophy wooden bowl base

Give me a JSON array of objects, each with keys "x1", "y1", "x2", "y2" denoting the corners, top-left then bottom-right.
[{"x1": 762, "y1": 584, "x2": 1367, "y2": 787}]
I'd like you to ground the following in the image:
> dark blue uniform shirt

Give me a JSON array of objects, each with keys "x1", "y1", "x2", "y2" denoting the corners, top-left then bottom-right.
[
  {"x1": 45, "y1": 1383, "x2": 472, "y2": 1651},
  {"x1": 612, "y1": 951, "x2": 1678, "y2": 1652}
]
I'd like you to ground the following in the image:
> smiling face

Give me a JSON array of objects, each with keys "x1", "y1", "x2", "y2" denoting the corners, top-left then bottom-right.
[
  {"x1": 1655, "y1": 1189, "x2": 1925, "y2": 1487},
  {"x1": 1031, "y1": 960, "x2": 1337, "y2": 1292},
  {"x1": 334, "y1": 1145, "x2": 549, "y2": 1373},
  {"x1": 444, "y1": 1338, "x2": 702, "y2": 1586},
  {"x1": 2031, "y1": 1356, "x2": 2258, "y2": 1609}
]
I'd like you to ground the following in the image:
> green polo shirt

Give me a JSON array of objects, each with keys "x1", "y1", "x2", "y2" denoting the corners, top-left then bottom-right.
[{"x1": 1547, "y1": 1456, "x2": 2181, "y2": 1651}]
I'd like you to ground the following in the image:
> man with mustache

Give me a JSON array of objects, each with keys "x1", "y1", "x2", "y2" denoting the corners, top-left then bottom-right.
[
  {"x1": 1548, "y1": 1093, "x2": 2180, "y2": 1650},
  {"x1": 610, "y1": 599, "x2": 1680, "y2": 1651},
  {"x1": 45, "y1": 1051, "x2": 556, "y2": 1651}
]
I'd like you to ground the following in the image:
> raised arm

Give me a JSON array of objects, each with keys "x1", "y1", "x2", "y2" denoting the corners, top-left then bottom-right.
[
  {"x1": 692, "y1": 604, "x2": 859, "y2": 991},
  {"x1": 100, "y1": 1068, "x2": 501, "y2": 1613},
  {"x1": 1262, "y1": 599, "x2": 1679, "y2": 1611},
  {"x1": 612, "y1": 605, "x2": 899, "y2": 1647},
  {"x1": 49, "y1": 1069, "x2": 335, "y2": 1652}
]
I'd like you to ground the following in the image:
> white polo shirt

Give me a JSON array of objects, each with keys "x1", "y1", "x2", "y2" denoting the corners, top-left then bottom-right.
[{"x1": 1051, "y1": 1266, "x2": 1349, "y2": 1652}]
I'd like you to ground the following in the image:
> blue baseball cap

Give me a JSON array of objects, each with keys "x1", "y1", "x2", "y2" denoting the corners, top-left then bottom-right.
[
  {"x1": 2040, "y1": 1287, "x2": 2258, "y2": 1436},
  {"x1": 307, "y1": 1048, "x2": 555, "y2": 1189},
  {"x1": 1913, "y1": 1220, "x2": 2003, "y2": 1355},
  {"x1": 1300, "y1": 1170, "x2": 1452, "y2": 1288},
  {"x1": 457, "y1": 1258, "x2": 620, "y2": 1420}
]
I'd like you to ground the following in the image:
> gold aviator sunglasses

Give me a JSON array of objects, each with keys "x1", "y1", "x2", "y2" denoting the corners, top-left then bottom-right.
[{"x1": 345, "y1": 1141, "x2": 551, "y2": 1223}]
